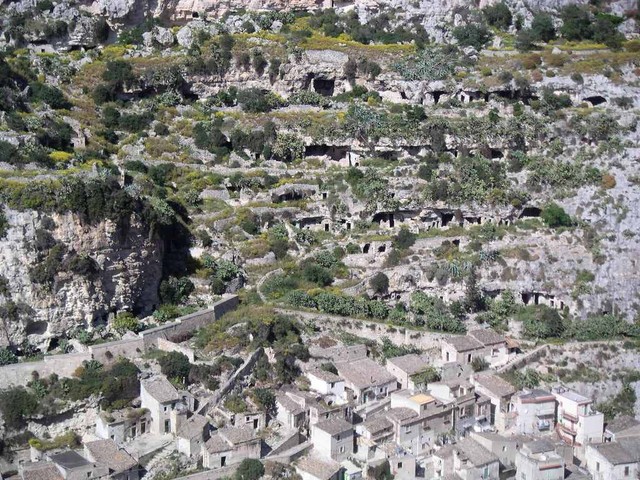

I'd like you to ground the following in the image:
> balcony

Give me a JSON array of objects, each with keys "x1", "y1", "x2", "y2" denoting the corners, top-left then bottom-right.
[
  {"x1": 562, "y1": 411, "x2": 578, "y2": 423},
  {"x1": 559, "y1": 422, "x2": 577, "y2": 435}
]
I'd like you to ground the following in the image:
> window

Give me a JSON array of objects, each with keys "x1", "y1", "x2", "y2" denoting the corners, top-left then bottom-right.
[
  {"x1": 405, "y1": 426, "x2": 411, "y2": 434},
  {"x1": 398, "y1": 462, "x2": 403, "y2": 468},
  {"x1": 339, "y1": 446, "x2": 345, "y2": 453},
  {"x1": 336, "y1": 434, "x2": 340, "y2": 441},
  {"x1": 87, "y1": 473, "x2": 91, "y2": 478},
  {"x1": 502, "y1": 446, "x2": 507, "y2": 452},
  {"x1": 596, "y1": 462, "x2": 600, "y2": 472},
  {"x1": 625, "y1": 466, "x2": 630, "y2": 476},
  {"x1": 330, "y1": 382, "x2": 335, "y2": 388},
  {"x1": 163, "y1": 406, "x2": 168, "y2": 412},
  {"x1": 446, "y1": 352, "x2": 450, "y2": 362}
]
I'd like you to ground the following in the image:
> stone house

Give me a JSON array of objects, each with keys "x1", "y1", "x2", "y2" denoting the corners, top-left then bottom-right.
[
  {"x1": 388, "y1": 453, "x2": 416, "y2": 480},
  {"x1": 202, "y1": 425, "x2": 261, "y2": 469},
  {"x1": 471, "y1": 432, "x2": 532, "y2": 470},
  {"x1": 306, "y1": 369, "x2": 345, "y2": 403},
  {"x1": 48, "y1": 451, "x2": 108, "y2": 480},
  {"x1": 176, "y1": 414, "x2": 210, "y2": 458},
  {"x1": 385, "y1": 390, "x2": 454, "y2": 456},
  {"x1": 428, "y1": 378, "x2": 488, "y2": 435},
  {"x1": 585, "y1": 438, "x2": 640, "y2": 480},
  {"x1": 311, "y1": 418, "x2": 354, "y2": 462},
  {"x1": 441, "y1": 329, "x2": 509, "y2": 368},
  {"x1": 385, "y1": 353, "x2": 432, "y2": 390},
  {"x1": 213, "y1": 402, "x2": 266, "y2": 431},
  {"x1": 514, "y1": 389, "x2": 556, "y2": 435},
  {"x1": 355, "y1": 416, "x2": 394, "y2": 459},
  {"x1": 295, "y1": 454, "x2": 342, "y2": 480},
  {"x1": 95, "y1": 408, "x2": 151, "y2": 445},
  {"x1": 471, "y1": 373, "x2": 517, "y2": 432},
  {"x1": 83, "y1": 439, "x2": 139, "y2": 480},
  {"x1": 336, "y1": 358, "x2": 397, "y2": 404},
  {"x1": 20, "y1": 462, "x2": 63, "y2": 480},
  {"x1": 604, "y1": 415, "x2": 640, "y2": 442},
  {"x1": 553, "y1": 387, "x2": 604, "y2": 448},
  {"x1": 276, "y1": 388, "x2": 351, "y2": 433},
  {"x1": 432, "y1": 437, "x2": 500, "y2": 480},
  {"x1": 514, "y1": 439, "x2": 565, "y2": 480},
  {"x1": 140, "y1": 376, "x2": 181, "y2": 435},
  {"x1": 276, "y1": 390, "x2": 308, "y2": 431}
]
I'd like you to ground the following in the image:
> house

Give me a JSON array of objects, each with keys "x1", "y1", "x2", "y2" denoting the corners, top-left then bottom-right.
[
  {"x1": 432, "y1": 437, "x2": 500, "y2": 480},
  {"x1": 83, "y1": 439, "x2": 139, "y2": 480},
  {"x1": 385, "y1": 390, "x2": 454, "y2": 456},
  {"x1": 341, "y1": 460, "x2": 362, "y2": 480},
  {"x1": 388, "y1": 453, "x2": 416, "y2": 480},
  {"x1": 213, "y1": 402, "x2": 266, "y2": 431},
  {"x1": 515, "y1": 439, "x2": 565, "y2": 480},
  {"x1": 202, "y1": 425, "x2": 261, "y2": 469},
  {"x1": 356, "y1": 416, "x2": 394, "y2": 459},
  {"x1": 176, "y1": 414, "x2": 210, "y2": 458},
  {"x1": 276, "y1": 388, "x2": 351, "y2": 432},
  {"x1": 20, "y1": 462, "x2": 63, "y2": 480},
  {"x1": 604, "y1": 416, "x2": 640, "y2": 442},
  {"x1": 441, "y1": 329, "x2": 510, "y2": 367},
  {"x1": 311, "y1": 418, "x2": 353, "y2": 462},
  {"x1": 553, "y1": 387, "x2": 604, "y2": 447},
  {"x1": 336, "y1": 358, "x2": 397, "y2": 404},
  {"x1": 585, "y1": 438, "x2": 640, "y2": 480},
  {"x1": 385, "y1": 353, "x2": 432, "y2": 390},
  {"x1": 48, "y1": 451, "x2": 108, "y2": 480},
  {"x1": 428, "y1": 378, "x2": 487, "y2": 435},
  {"x1": 140, "y1": 376, "x2": 181, "y2": 434},
  {"x1": 95, "y1": 408, "x2": 151, "y2": 445},
  {"x1": 295, "y1": 454, "x2": 342, "y2": 480},
  {"x1": 470, "y1": 432, "x2": 532, "y2": 470},
  {"x1": 306, "y1": 369, "x2": 345, "y2": 402},
  {"x1": 276, "y1": 390, "x2": 307, "y2": 431},
  {"x1": 514, "y1": 389, "x2": 556, "y2": 435},
  {"x1": 471, "y1": 373, "x2": 516, "y2": 432}
]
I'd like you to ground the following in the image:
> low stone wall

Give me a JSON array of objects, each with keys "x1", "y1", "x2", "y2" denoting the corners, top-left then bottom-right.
[
  {"x1": 174, "y1": 465, "x2": 238, "y2": 480},
  {"x1": 0, "y1": 296, "x2": 240, "y2": 390},
  {"x1": 497, "y1": 344, "x2": 550, "y2": 373},
  {"x1": 0, "y1": 352, "x2": 92, "y2": 389},
  {"x1": 209, "y1": 348, "x2": 264, "y2": 407},
  {"x1": 89, "y1": 337, "x2": 145, "y2": 365},
  {"x1": 140, "y1": 295, "x2": 239, "y2": 349},
  {"x1": 156, "y1": 338, "x2": 195, "y2": 362}
]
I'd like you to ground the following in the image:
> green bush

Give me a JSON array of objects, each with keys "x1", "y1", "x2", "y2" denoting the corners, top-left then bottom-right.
[
  {"x1": 531, "y1": 13, "x2": 556, "y2": 42},
  {"x1": 453, "y1": 24, "x2": 492, "y2": 50},
  {"x1": 234, "y1": 459, "x2": 264, "y2": 480},
  {"x1": 159, "y1": 276, "x2": 195, "y2": 305},
  {"x1": 159, "y1": 352, "x2": 191, "y2": 383},
  {"x1": 112, "y1": 312, "x2": 140, "y2": 334},
  {"x1": 483, "y1": 2, "x2": 512, "y2": 29},
  {"x1": 519, "y1": 305, "x2": 565, "y2": 339},
  {"x1": 0, "y1": 347, "x2": 17, "y2": 366},
  {"x1": 369, "y1": 272, "x2": 389, "y2": 295},
  {"x1": 29, "y1": 82, "x2": 71, "y2": 109},
  {"x1": 0, "y1": 387, "x2": 38, "y2": 429},
  {"x1": 541, "y1": 203, "x2": 572, "y2": 228}
]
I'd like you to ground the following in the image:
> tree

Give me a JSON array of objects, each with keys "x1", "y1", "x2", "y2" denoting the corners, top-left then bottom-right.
[
  {"x1": 520, "y1": 305, "x2": 564, "y2": 339},
  {"x1": 370, "y1": 272, "x2": 389, "y2": 295},
  {"x1": 560, "y1": 5, "x2": 592, "y2": 41},
  {"x1": 515, "y1": 29, "x2": 537, "y2": 51},
  {"x1": 234, "y1": 459, "x2": 264, "y2": 480},
  {"x1": 541, "y1": 203, "x2": 572, "y2": 228},
  {"x1": 158, "y1": 352, "x2": 191, "y2": 383},
  {"x1": 252, "y1": 388, "x2": 276, "y2": 416},
  {"x1": 102, "y1": 60, "x2": 135, "y2": 86},
  {"x1": 453, "y1": 24, "x2": 492, "y2": 50},
  {"x1": 112, "y1": 312, "x2": 140, "y2": 335},
  {"x1": 530, "y1": 13, "x2": 556, "y2": 42},
  {"x1": 159, "y1": 276, "x2": 195, "y2": 305},
  {"x1": 464, "y1": 269, "x2": 486, "y2": 313},
  {"x1": 393, "y1": 227, "x2": 416, "y2": 250},
  {"x1": 0, "y1": 387, "x2": 38, "y2": 429},
  {"x1": 471, "y1": 357, "x2": 489, "y2": 372},
  {"x1": 302, "y1": 263, "x2": 334, "y2": 286},
  {"x1": 483, "y1": 2, "x2": 512, "y2": 30}
]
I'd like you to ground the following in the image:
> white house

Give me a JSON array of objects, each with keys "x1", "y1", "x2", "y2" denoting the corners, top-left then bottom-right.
[
  {"x1": 140, "y1": 376, "x2": 181, "y2": 435},
  {"x1": 432, "y1": 437, "x2": 500, "y2": 480},
  {"x1": 311, "y1": 418, "x2": 354, "y2": 462},
  {"x1": 385, "y1": 353, "x2": 431, "y2": 390},
  {"x1": 202, "y1": 425, "x2": 261, "y2": 469},
  {"x1": 514, "y1": 389, "x2": 556, "y2": 435},
  {"x1": 176, "y1": 414, "x2": 209, "y2": 458},
  {"x1": 471, "y1": 373, "x2": 517, "y2": 432},
  {"x1": 585, "y1": 438, "x2": 640, "y2": 480},
  {"x1": 515, "y1": 439, "x2": 565, "y2": 480},
  {"x1": 306, "y1": 369, "x2": 345, "y2": 402},
  {"x1": 553, "y1": 387, "x2": 604, "y2": 448},
  {"x1": 336, "y1": 358, "x2": 397, "y2": 404}
]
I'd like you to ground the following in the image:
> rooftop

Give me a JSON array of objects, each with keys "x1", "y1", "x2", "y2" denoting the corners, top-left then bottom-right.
[
  {"x1": 360, "y1": 416, "x2": 393, "y2": 434},
  {"x1": 410, "y1": 393, "x2": 435, "y2": 405},
  {"x1": 296, "y1": 454, "x2": 341, "y2": 480},
  {"x1": 468, "y1": 329, "x2": 507, "y2": 346},
  {"x1": 49, "y1": 451, "x2": 91, "y2": 470},
  {"x1": 336, "y1": 358, "x2": 396, "y2": 390},
  {"x1": 523, "y1": 439, "x2": 556, "y2": 455},
  {"x1": 314, "y1": 417, "x2": 353, "y2": 436},
  {"x1": 605, "y1": 415, "x2": 640, "y2": 435},
  {"x1": 219, "y1": 424, "x2": 259, "y2": 445},
  {"x1": 142, "y1": 376, "x2": 180, "y2": 404},
  {"x1": 553, "y1": 388, "x2": 591, "y2": 404},
  {"x1": 177, "y1": 414, "x2": 209, "y2": 440},
  {"x1": 387, "y1": 353, "x2": 429, "y2": 375},
  {"x1": 443, "y1": 335, "x2": 483, "y2": 352},
  {"x1": 83, "y1": 440, "x2": 137, "y2": 473},
  {"x1": 590, "y1": 439, "x2": 640, "y2": 465},
  {"x1": 518, "y1": 389, "x2": 555, "y2": 402},
  {"x1": 386, "y1": 407, "x2": 418, "y2": 423},
  {"x1": 436, "y1": 438, "x2": 498, "y2": 467},
  {"x1": 204, "y1": 434, "x2": 231, "y2": 454},
  {"x1": 472, "y1": 373, "x2": 516, "y2": 398},
  {"x1": 21, "y1": 463, "x2": 63, "y2": 480},
  {"x1": 307, "y1": 369, "x2": 342, "y2": 383}
]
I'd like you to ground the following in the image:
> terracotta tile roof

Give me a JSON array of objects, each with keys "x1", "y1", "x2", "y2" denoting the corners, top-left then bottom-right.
[
  {"x1": 473, "y1": 373, "x2": 516, "y2": 398},
  {"x1": 436, "y1": 438, "x2": 498, "y2": 467},
  {"x1": 314, "y1": 418, "x2": 352, "y2": 436},
  {"x1": 83, "y1": 440, "x2": 137, "y2": 473},
  {"x1": 177, "y1": 414, "x2": 209, "y2": 440},
  {"x1": 142, "y1": 376, "x2": 180, "y2": 404},
  {"x1": 307, "y1": 369, "x2": 342, "y2": 383},
  {"x1": 336, "y1": 358, "x2": 396, "y2": 390},
  {"x1": 468, "y1": 329, "x2": 507, "y2": 346},
  {"x1": 444, "y1": 335, "x2": 483, "y2": 352},
  {"x1": 295, "y1": 454, "x2": 341, "y2": 480},
  {"x1": 387, "y1": 354, "x2": 430, "y2": 375},
  {"x1": 21, "y1": 463, "x2": 63, "y2": 480},
  {"x1": 219, "y1": 424, "x2": 259, "y2": 445}
]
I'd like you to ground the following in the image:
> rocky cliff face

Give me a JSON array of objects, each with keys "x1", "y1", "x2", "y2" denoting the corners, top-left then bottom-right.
[{"x1": 0, "y1": 208, "x2": 163, "y2": 349}]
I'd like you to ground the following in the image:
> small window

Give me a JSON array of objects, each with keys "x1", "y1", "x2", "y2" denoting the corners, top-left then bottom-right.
[
  {"x1": 86, "y1": 473, "x2": 91, "y2": 479},
  {"x1": 339, "y1": 446, "x2": 345, "y2": 453},
  {"x1": 405, "y1": 426, "x2": 411, "y2": 434},
  {"x1": 596, "y1": 462, "x2": 600, "y2": 472},
  {"x1": 502, "y1": 446, "x2": 507, "y2": 452},
  {"x1": 625, "y1": 466, "x2": 630, "y2": 476},
  {"x1": 398, "y1": 462, "x2": 403, "y2": 468}
]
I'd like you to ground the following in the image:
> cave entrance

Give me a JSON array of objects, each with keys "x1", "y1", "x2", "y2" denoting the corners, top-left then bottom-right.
[
  {"x1": 520, "y1": 207, "x2": 542, "y2": 218},
  {"x1": 363, "y1": 243, "x2": 370, "y2": 254},
  {"x1": 441, "y1": 213, "x2": 454, "y2": 227},
  {"x1": 432, "y1": 91, "x2": 446, "y2": 104},
  {"x1": 583, "y1": 96, "x2": 606, "y2": 107},
  {"x1": 313, "y1": 78, "x2": 335, "y2": 97},
  {"x1": 378, "y1": 244, "x2": 386, "y2": 253}
]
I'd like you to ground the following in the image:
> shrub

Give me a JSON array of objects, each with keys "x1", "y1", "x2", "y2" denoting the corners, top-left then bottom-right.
[
  {"x1": 369, "y1": 272, "x2": 389, "y2": 295},
  {"x1": 29, "y1": 82, "x2": 70, "y2": 109},
  {"x1": 159, "y1": 276, "x2": 195, "y2": 305},
  {"x1": 158, "y1": 352, "x2": 191, "y2": 383},
  {"x1": 602, "y1": 174, "x2": 616, "y2": 189},
  {"x1": 102, "y1": 60, "x2": 134, "y2": 86},
  {"x1": 0, "y1": 141, "x2": 18, "y2": 164},
  {"x1": 560, "y1": 5, "x2": 593, "y2": 41},
  {"x1": 0, "y1": 387, "x2": 38, "y2": 429},
  {"x1": 393, "y1": 227, "x2": 416, "y2": 250},
  {"x1": 519, "y1": 305, "x2": 564, "y2": 339},
  {"x1": 302, "y1": 263, "x2": 334, "y2": 286},
  {"x1": 471, "y1": 357, "x2": 489, "y2": 372},
  {"x1": 112, "y1": 312, "x2": 140, "y2": 334},
  {"x1": 483, "y1": 2, "x2": 512, "y2": 30},
  {"x1": 531, "y1": 13, "x2": 556, "y2": 42},
  {"x1": 541, "y1": 203, "x2": 572, "y2": 228},
  {"x1": 453, "y1": 24, "x2": 492, "y2": 50},
  {"x1": 234, "y1": 459, "x2": 264, "y2": 480},
  {"x1": 0, "y1": 347, "x2": 17, "y2": 366}
]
